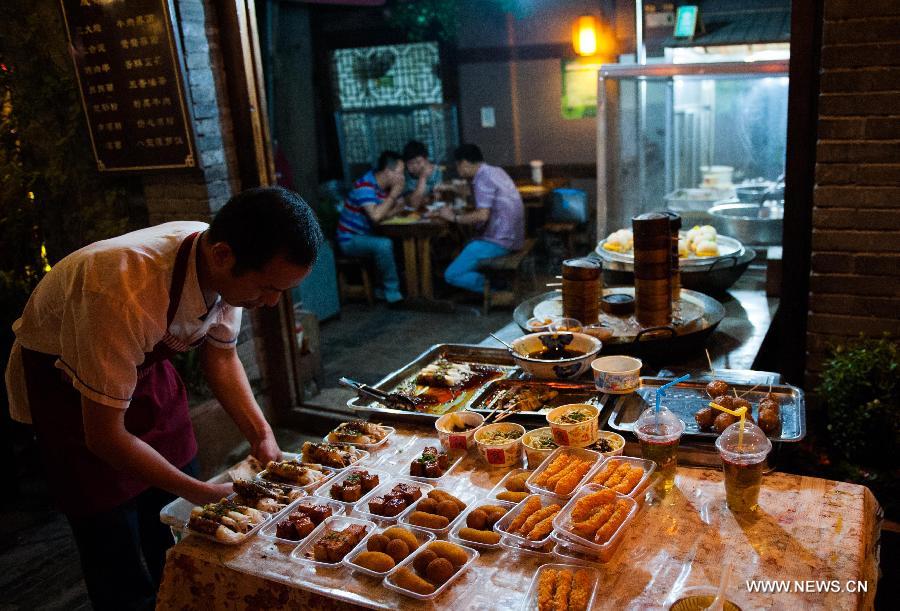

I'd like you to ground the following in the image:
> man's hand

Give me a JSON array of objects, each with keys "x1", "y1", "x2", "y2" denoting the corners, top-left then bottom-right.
[
  {"x1": 421, "y1": 162, "x2": 435, "y2": 181},
  {"x1": 427, "y1": 206, "x2": 455, "y2": 222},
  {"x1": 190, "y1": 481, "x2": 234, "y2": 505},
  {"x1": 251, "y1": 431, "x2": 281, "y2": 464}
]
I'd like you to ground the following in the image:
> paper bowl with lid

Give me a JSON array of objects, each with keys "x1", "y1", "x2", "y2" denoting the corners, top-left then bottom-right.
[
  {"x1": 546, "y1": 404, "x2": 600, "y2": 448},
  {"x1": 509, "y1": 332, "x2": 602, "y2": 380},
  {"x1": 474, "y1": 422, "x2": 525, "y2": 468},
  {"x1": 435, "y1": 411, "x2": 484, "y2": 452}
]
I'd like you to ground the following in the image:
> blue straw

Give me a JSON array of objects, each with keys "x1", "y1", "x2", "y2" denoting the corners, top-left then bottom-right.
[{"x1": 655, "y1": 374, "x2": 690, "y2": 430}]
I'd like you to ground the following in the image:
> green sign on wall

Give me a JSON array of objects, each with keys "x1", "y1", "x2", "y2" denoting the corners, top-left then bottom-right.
[
  {"x1": 674, "y1": 6, "x2": 699, "y2": 39},
  {"x1": 561, "y1": 59, "x2": 601, "y2": 120}
]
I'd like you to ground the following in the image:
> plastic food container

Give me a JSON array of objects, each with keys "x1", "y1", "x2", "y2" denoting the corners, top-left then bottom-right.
[
  {"x1": 521, "y1": 427, "x2": 558, "y2": 469},
  {"x1": 398, "y1": 490, "x2": 473, "y2": 537},
  {"x1": 312, "y1": 468, "x2": 390, "y2": 509},
  {"x1": 526, "y1": 316, "x2": 555, "y2": 333},
  {"x1": 435, "y1": 411, "x2": 484, "y2": 452},
  {"x1": 298, "y1": 445, "x2": 370, "y2": 472},
  {"x1": 255, "y1": 464, "x2": 339, "y2": 493},
  {"x1": 259, "y1": 497, "x2": 346, "y2": 547},
  {"x1": 585, "y1": 431, "x2": 626, "y2": 458},
  {"x1": 186, "y1": 507, "x2": 272, "y2": 546},
  {"x1": 373, "y1": 437, "x2": 461, "y2": 483},
  {"x1": 551, "y1": 542, "x2": 603, "y2": 566},
  {"x1": 493, "y1": 493, "x2": 563, "y2": 549},
  {"x1": 486, "y1": 468, "x2": 533, "y2": 503},
  {"x1": 322, "y1": 425, "x2": 395, "y2": 449},
  {"x1": 289, "y1": 514, "x2": 376, "y2": 569},
  {"x1": 382, "y1": 542, "x2": 480, "y2": 600},
  {"x1": 551, "y1": 484, "x2": 638, "y2": 563},
  {"x1": 590, "y1": 356, "x2": 642, "y2": 394},
  {"x1": 499, "y1": 535, "x2": 555, "y2": 558},
  {"x1": 586, "y1": 456, "x2": 656, "y2": 504},
  {"x1": 546, "y1": 404, "x2": 600, "y2": 448},
  {"x1": 548, "y1": 318, "x2": 583, "y2": 333},
  {"x1": 448, "y1": 500, "x2": 515, "y2": 551},
  {"x1": 342, "y1": 525, "x2": 436, "y2": 579},
  {"x1": 518, "y1": 563, "x2": 600, "y2": 611},
  {"x1": 352, "y1": 478, "x2": 435, "y2": 525},
  {"x1": 525, "y1": 446, "x2": 602, "y2": 500},
  {"x1": 474, "y1": 422, "x2": 526, "y2": 468}
]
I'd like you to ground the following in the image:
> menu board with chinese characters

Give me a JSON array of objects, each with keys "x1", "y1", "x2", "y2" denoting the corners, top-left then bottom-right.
[{"x1": 60, "y1": 0, "x2": 195, "y2": 171}]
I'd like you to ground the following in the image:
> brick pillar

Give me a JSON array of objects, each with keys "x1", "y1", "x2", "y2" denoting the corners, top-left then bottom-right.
[{"x1": 806, "y1": 0, "x2": 900, "y2": 387}]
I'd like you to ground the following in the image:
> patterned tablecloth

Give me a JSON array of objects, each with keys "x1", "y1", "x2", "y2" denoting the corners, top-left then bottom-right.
[{"x1": 156, "y1": 425, "x2": 880, "y2": 610}]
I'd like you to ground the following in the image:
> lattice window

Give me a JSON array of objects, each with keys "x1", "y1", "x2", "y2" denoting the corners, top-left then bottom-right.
[{"x1": 332, "y1": 42, "x2": 443, "y2": 110}]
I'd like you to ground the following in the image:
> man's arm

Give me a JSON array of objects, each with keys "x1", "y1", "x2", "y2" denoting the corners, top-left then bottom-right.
[
  {"x1": 365, "y1": 181, "x2": 405, "y2": 223},
  {"x1": 200, "y1": 342, "x2": 281, "y2": 463},
  {"x1": 407, "y1": 164, "x2": 435, "y2": 209},
  {"x1": 430, "y1": 205, "x2": 490, "y2": 225},
  {"x1": 82, "y1": 397, "x2": 231, "y2": 504}
]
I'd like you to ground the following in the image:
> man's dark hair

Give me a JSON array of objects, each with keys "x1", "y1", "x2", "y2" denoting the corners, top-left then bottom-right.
[
  {"x1": 453, "y1": 143, "x2": 484, "y2": 164},
  {"x1": 402, "y1": 140, "x2": 429, "y2": 162},
  {"x1": 375, "y1": 150, "x2": 403, "y2": 172},
  {"x1": 209, "y1": 186, "x2": 324, "y2": 274}
]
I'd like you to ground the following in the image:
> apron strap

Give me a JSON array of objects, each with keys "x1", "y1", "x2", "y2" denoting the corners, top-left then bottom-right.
[{"x1": 166, "y1": 231, "x2": 200, "y2": 327}]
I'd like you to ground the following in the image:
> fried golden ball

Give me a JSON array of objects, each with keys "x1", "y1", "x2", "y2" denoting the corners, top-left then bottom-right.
[
  {"x1": 466, "y1": 509, "x2": 488, "y2": 530},
  {"x1": 412, "y1": 549, "x2": 437, "y2": 576},
  {"x1": 713, "y1": 395, "x2": 735, "y2": 410},
  {"x1": 707, "y1": 380, "x2": 730, "y2": 399},
  {"x1": 385, "y1": 538, "x2": 410, "y2": 562},
  {"x1": 367, "y1": 534, "x2": 389, "y2": 553},
  {"x1": 436, "y1": 500, "x2": 460, "y2": 520},
  {"x1": 694, "y1": 407, "x2": 715, "y2": 431},
  {"x1": 713, "y1": 412, "x2": 738, "y2": 433},
  {"x1": 425, "y1": 557, "x2": 455, "y2": 585}
]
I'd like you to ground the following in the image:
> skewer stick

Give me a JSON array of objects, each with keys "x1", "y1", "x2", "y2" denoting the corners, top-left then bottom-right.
[
  {"x1": 739, "y1": 383, "x2": 760, "y2": 398},
  {"x1": 705, "y1": 349, "x2": 714, "y2": 374},
  {"x1": 732, "y1": 388, "x2": 739, "y2": 399}
]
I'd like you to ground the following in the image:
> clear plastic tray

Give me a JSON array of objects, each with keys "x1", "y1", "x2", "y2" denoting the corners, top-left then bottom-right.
[
  {"x1": 524, "y1": 446, "x2": 602, "y2": 500},
  {"x1": 493, "y1": 493, "x2": 565, "y2": 549},
  {"x1": 373, "y1": 437, "x2": 464, "y2": 484},
  {"x1": 352, "y1": 477, "x2": 435, "y2": 525},
  {"x1": 498, "y1": 535, "x2": 555, "y2": 558},
  {"x1": 382, "y1": 541, "x2": 480, "y2": 600},
  {"x1": 258, "y1": 497, "x2": 346, "y2": 547},
  {"x1": 323, "y1": 425, "x2": 396, "y2": 449},
  {"x1": 448, "y1": 500, "x2": 515, "y2": 550},
  {"x1": 289, "y1": 514, "x2": 376, "y2": 569},
  {"x1": 299, "y1": 445, "x2": 371, "y2": 472},
  {"x1": 585, "y1": 455, "x2": 657, "y2": 503},
  {"x1": 255, "y1": 462, "x2": 339, "y2": 492},
  {"x1": 342, "y1": 525, "x2": 436, "y2": 579},
  {"x1": 518, "y1": 563, "x2": 600, "y2": 611},
  {"x1": 398, "y1": 489, "x2": 474, "y2": 537},
  {"x1": 551, "y1": 540, "x2": 603, "y2": 566},
  {"x1": 550, "y1": 484, "x2": 638, "y2": 562},
  {"x1": 312, "y1": 467, "x2": 390, "y2": 508},
  {"x1": 486, "y1": 468, "x2": 533, "y2": 503},
  {"x1": 186, "y1": 505, "x2": 271, "y2": 546}
]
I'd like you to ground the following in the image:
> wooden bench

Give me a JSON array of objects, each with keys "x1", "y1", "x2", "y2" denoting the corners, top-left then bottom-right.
[
  {"x1": 477, "y1": 238, "x2": 536, "y2": 314},
  {"x1": 335, "y1": 255, "x2": 375, "y2": 305}
]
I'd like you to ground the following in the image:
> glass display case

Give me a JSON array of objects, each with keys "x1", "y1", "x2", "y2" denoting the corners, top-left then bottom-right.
[{"x1": 596, "y1": 61, "x2": 789, "y2": 248}]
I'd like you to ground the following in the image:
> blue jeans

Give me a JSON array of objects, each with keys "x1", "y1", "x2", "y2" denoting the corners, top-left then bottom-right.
[
  {"x1": 445, "y1": 239, "x2": 510, "y2": 294},
  {"x1": 339, "y1": 235, "x2": 403, "y2": 302}
]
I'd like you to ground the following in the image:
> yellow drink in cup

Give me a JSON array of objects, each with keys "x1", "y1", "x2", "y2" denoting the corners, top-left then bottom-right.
[
  {"x1": 715, "y1": 420, "x2": 772, "y2": 513},
  {"x1": 633, "y1": 407, "x2": 685, "y2": 493}
]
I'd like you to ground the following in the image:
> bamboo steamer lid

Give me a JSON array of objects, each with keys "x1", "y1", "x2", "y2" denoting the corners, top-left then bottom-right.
[{"x1": 562, "y1": 258, "x2": 602, "y2": 280}]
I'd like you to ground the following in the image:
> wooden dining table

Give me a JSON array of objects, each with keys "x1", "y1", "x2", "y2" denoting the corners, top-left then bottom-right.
[{"x1": 377, "y1": 214, "x2": 449, "y2": 300}]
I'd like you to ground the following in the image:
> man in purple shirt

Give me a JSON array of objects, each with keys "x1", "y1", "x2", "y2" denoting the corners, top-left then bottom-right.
[{"x1": 428, "y1": 144, "x2": 525, "y2": 293}]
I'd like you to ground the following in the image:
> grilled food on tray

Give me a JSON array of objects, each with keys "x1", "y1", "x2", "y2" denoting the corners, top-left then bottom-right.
[
  {"x1": 415, "y1": 359, "x2": 479, "y2": 387},
  {"x1": 330, "y1": 470, "x2": 380, "y2": 502},
  {"x1": 327, "y1": 420, "x2": 390, "y2": 445},
  {"x1": 233, "y1": 478, "x2": 303, "y2": 512},
  {"x1": 410, "y1": 446, "x2": 451, "y2": 478},
  {"x1": 261, "y1": 459, "x2": 329, "y2": 487},
  {"x1": 301, "y1": 442, "x2": 365, "y2": 468},
  {"x1": 188, "y1": 498, "x2": 266, "y2": 543},
  {"x1": 310, "y1": 524, "x2": 368, "y2": 563},
  {"x1": 491, "y1": 386, "x2": 559, "y2": 414},
  {"x1": 695, "y1": 379, "x2": 782, "y2": 437},
  {"x1": 274, "y1": 501, "x2": 334, "y2": 541}
]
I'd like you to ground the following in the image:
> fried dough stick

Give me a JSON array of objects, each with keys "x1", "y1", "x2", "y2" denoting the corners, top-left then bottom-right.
[
  {"x1": 613, "y1": 467, "x2": 644, "y2": 494},
  {"x1": 572, "y1": 501, "x2": 615, "y2": 538},
  {"x1": 590, "y1": 460, "x2": 620, "y2": 485},
  {"x1": 517, "y1": 504, "x2": 561, "y2": 536},
  {"x1": 528, "y1": 513, "x2": 558, "y2": 541},
  {"x1": 568, "y1": 570, "x2": 592, "y2": 611},
  {"x1": 602, "y1": 462, "x2": 632, "y2": 488},
  {"x1": 508, "y1": 496, "x2": 542, "y2": 532},
  {"x1": 571, "y1": 488, "x2": 616, "y2": 522},
  {"x1": 553, "y1": 569, "x2": 573, "y2": 611},
  {"x1": 538, "y1": 568, "x2": 558, "y2": 611},
  {"x1": 534, "y1": 455, "x2": 570, "y2": 486},
  {"x1": 594, "y1": 500, "x2": 630, "y2": 544},
  {"x1": 554, "y1": 461, "x2": 593, "y2": 495}
]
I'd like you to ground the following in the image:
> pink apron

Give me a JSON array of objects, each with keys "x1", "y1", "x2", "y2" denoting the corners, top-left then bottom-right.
[{"x1": 24, "y1": 232, "x2": 203, "y2": 517}]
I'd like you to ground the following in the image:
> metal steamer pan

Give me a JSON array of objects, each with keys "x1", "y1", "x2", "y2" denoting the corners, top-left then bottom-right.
[
  {"x1": 708, "y1": 200, "x2": 783, "y2": 246},
  {"x1": 513, "y1": 289, "x2": 725, "y2": 361},
  {"x1": 595, "y1": 235, "x2": 746, "y2": 270},
  {"x1": 601, "y1": 248, "x2": 756, "y2": 294}
]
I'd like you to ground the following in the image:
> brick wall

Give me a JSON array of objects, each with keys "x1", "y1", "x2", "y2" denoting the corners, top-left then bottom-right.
[{"x1": 806, "y1": 0, "x2": 900, "y2": 386}]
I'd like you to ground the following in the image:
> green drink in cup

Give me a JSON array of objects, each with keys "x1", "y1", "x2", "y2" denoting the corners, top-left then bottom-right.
[
  {"x1": 634, "y1": 407, "x2": 685, "y2": 493},
  {"x1": 715, "y1": 420, "x2": 772, "y2": 513}
]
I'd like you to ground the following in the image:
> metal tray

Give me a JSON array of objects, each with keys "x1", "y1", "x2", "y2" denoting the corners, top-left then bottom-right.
[
  {"x1": 466, "y1": 379, "x2": 608, "y2": 420},
  {"x1": 606, "y1": 377, "x2": 806, "y2": 442},
  {"x1": 346, "y1": 344, "x2": 518, "y2": 423},
  {"x1": 596, "y1": 234, "x2": 745, "y2": 269}
]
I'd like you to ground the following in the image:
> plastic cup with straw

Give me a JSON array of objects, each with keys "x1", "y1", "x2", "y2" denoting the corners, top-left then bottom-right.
[
  {"x1": 711, "y1": 401, "x2": 772, "y2": 512},
  {"x1": 634, "y1": 374, "x2": 689, "y2": 493}
]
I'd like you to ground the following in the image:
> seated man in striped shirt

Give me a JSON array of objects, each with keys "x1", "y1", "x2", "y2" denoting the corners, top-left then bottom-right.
[{"x1": 336, "y1": 151, "x2": 406, "y2": 303}]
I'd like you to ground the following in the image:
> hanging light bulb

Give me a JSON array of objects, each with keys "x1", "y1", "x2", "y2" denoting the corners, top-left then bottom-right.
[{"x1": 572, "y1": 15, "x2": 599, "y2": 56}]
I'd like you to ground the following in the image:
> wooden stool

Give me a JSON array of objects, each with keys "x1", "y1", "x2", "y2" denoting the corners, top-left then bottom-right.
[
  {"x1": 542, "y1": 221, "x2": 578, "y2": 259},
  {"x1": 477, "y1": 239, "x2": 536, "y2": 314},
  {"x1": 335, "y1": 256, "x2": 375, "y2": 305}
]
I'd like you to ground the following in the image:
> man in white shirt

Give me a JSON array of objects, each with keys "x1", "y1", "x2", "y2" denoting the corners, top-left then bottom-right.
[{"x1": 5, "y1": 186, "x2": 323, "y2": 610}]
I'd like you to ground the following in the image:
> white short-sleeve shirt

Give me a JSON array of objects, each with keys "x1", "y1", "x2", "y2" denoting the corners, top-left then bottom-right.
[{"x1": 4, "y1": 221, "x2": 242, "y2": 423}]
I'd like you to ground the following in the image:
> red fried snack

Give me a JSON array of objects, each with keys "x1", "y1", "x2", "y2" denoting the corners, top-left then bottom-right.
[
  {"x1": 508, "y1": 496, "x2": 542, "y2": 533},
  {"x1": 554, "y1": 460, "x2": 592, "y2": 495},
  {"x1": 538, "y1": 568, "x2": 558, "y2": 611},
  {"x1": 594, "y1": 499, "x2": 630, "y2": 544},
  {"x1": 571, "y1": 488, "x2": 616, "y2": 522},
  {"x1": 553, "y1": 569, "x2": 573, "y2": 611},
  {"x1": 568, "y1": 569, "x2": 592, "y2": 611}
]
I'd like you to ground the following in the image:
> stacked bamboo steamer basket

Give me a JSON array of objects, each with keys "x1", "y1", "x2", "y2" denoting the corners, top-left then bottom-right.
[
  {"x1": 561, "y1": 258, "x2": 602, "y2": 323},
  {"x1": 632, "y1": 211, "x2": 681, "y2": 327}
]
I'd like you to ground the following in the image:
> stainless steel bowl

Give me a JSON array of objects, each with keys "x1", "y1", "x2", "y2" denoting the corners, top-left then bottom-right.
[{"x1": 708, "y1": 201, "x2": 783, "y2": 245}]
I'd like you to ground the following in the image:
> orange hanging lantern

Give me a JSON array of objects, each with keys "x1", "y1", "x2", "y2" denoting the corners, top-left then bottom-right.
[{"x1": 572, "y1": 15, "x2": 600, "y2": 56}]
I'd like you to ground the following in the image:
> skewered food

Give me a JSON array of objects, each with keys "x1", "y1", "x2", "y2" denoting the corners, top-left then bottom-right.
[
  {"x1": 706, "y1": 380, "x2": 730, "y2": 399},
  {"x1": 694, "y1": 407, "x2": 716, "y2": 431},
  {"x1": 713, "y1": 412, "x2": 738, "y2": 433},
  {"x1": 310, "y1": 524, "x2": 368, "y2": 563},
  {"x1": 532, "y1": 454, "x2": 596, "y2": 496},
  {"x1": 491, "y1": 386, "x2": 560, "y2": 414},
  {"x1": 409, "y1": 446, "x2": 451, "y2": 478},
  {"x1": 537, "y1": 567, "x2": 592, "y2": 611},
  {"x1": 188, "y1": 499, "x2": 266, "y2": 543},
  {"x1": 261, "y1": 460, "x2": 329, "y2": 487},
  {"x1": 273, "y1": 501, "x2": 334, "y2": 541},
  {"x1": 367, "y1": 483, "x2": 424, "y2": 517},
  {"x1": 590, "y1": 460, "x2": 645, "y2": 495},
  {"x1": 758, "y1": 405, "x2": 781, "y2": 435},
  {"x1": 301, "y1": 442, "x2": 365, "y2": 468},
  {"x1": 232, "y1": 478, "x2": 303, "y2": 512},
  {"x1": 330, "y1": 470, "x2": 380, "y2": 502},
  {"x1": 327, "y1": 420, "x2": 390, "y2": 445}
]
